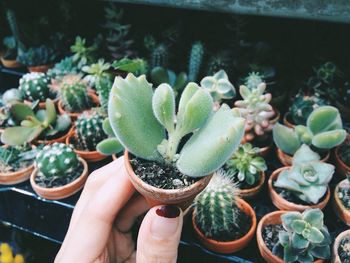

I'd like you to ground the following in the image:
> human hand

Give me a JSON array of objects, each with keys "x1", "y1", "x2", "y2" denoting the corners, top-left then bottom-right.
[{"x1": 55, "y1": 157, "x2": 183, "y2": 263}]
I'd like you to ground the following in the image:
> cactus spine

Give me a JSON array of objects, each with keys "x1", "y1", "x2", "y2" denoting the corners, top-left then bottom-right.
[
  {"x1": 19, "y1": 72, "x2": 53, "y2": 102},
  {"x1": 60, "y1": 81, "x2": 91, "y2": 113},
  {"x1": 150, "y1": 44, "x2": 169, "y2": 69},
  {"x1": 188, "y1": 41, "x2": 204, "y2": 82}
]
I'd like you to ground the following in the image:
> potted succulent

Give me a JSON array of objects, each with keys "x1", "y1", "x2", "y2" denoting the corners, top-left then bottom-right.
[
  {"x1": 224, "y1": 143, "x2": 267, "y2": 199},
  {"x1": 1, "y1": 99, "x2": 72, "y2": 146},
  {"x1": 235, "y1": 83, "x2": 279, "y2": 156},
  {"x1": 17, "y1": 45, "x2": 57, "y2": 73},
  {"x1": 192, "y1": 170, "x2": 256, "y2": 254},
  {"x1": 0, "y1": 144, "x2": 37, "y2": 185},
  {"x1": 335, "y1": 135, "x2": 350, "y2": 178},
  {"x1": 0, "y1": 88, "x2": 23, "y2": 131},
  {"x1": 70, "y1": 36, "x2": 97, "y2": 70},
  {"x1": 273, "y1": 106, "x2": 346, "y2": 166},
  {"x1": 106, "y1": 73, "x2": 245, "y2": 208},
  {"x1": 333, "y1": 173, "x2": 350, "y2": 226},
  {"x1": 0, "y1": 36, "x2": 22, "y2": 68},
  {"x1": 30, "y1": 143, "x2": 88, "y2": 200},
  {"x1": 333, "y1": 229, "x2": 350, "y2": 263},
  {"x1": 268, "y1": 144, "x2": 334, "y2": 211},
  {"x1": 66, "y1": 109, "x2": 109, "y2": 162},
  {"x1": 257, "y1": 209, "x2": 331, "y2": 263}
]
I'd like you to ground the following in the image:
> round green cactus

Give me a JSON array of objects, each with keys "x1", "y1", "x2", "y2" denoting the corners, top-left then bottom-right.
[
  {"x1": 75, "y1": 109, "x2": 107, "y2": 151},
  {"x1": 19, "y1": 72, "x2": 53, "y2": 102},
  {"x1": 60, "y1": 80, "x2": 91, "y2": 113},
  {"x1": 36, "y1": 143, "x2": 79, "y2": 178}
]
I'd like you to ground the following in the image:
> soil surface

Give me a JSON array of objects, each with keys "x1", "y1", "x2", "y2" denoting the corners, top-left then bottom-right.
[
  {"x1": 0, "y1": 160, "x2": 33, "y2": 173},
  {"x1": 130, "y1": 156, "x2": 198, "y2": 189},
  {"x1": 34, "y1": 163, "x2": 83, "y2": 188},
  {"x1": 338, "y1": 186, "x2": 350, "y2": 210},
  {"x1": 275, "y1": 187, "x2": 327, "y2": 206},
  {"x1": 338, "y1": 237, "x2": 350, "y2": 263},
  {"x1": 262, "y1": 224, "x2": 284, "y2": 252},
  {"x1": 251, "y1": 135, "x2": 272, "y2": 149},
  {"x1": 222, "y1": 166, "x2": 260, "y2": 190}
]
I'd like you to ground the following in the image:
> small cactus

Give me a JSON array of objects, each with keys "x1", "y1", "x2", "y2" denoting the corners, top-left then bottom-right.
[
  {"x1": 150, "y1": 43, "x2": 169, "y2": 69},
  {"x1": 244, "y1": 71, "x2": 264, "y2": 90},
  {"x1": 193, "y1": 170, "x2": 240, "y2": 239},
  {"x1": 19, "y1": 72, "x2": 53, "y2": 102},
  {"x1": 36, "y1": 143, "x2": 80, "y2": 177},
  {"x1": 75, "y1": 109, "x2": 107, "y2": 151},
  {"x1": 60, "y1": 79, "x2": 91, "y2": 113},
  {"x1": 188, "y1": 41, "x2": 204, "y2": 82}
]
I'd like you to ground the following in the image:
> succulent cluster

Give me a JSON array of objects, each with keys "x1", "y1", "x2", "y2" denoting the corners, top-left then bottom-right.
[
  {"x1": 17, "y1": 45, "x2": 57, "y2": 66},
  {"x1": 19, "y1": 72, "x2": 53, "y2": 102},
  {"x1": 244, "y1": 71, "x2": 264, "y2": 90},
  {"x1": 193, "y1": 170, "x2": 240, "y2": 239},
  {"x1": 273, "y1": 106, "x2": 346, "y2": 155},
  {"x1": 225, "y1": 143, "x2": 267, "y2": 186},
  {"x1": 46, "y1": 56, "x2": 79, "y2": 79},
  {"x1": 277, "y1": 209, "x2": 331, "y2": 263},
  {"x1": 75, "y1": 110, "x2": 107, "y2": 151},
  {"x1": 82, "y1": 58, "x2": 111, "y2": 88},
  {"x1": 108, "y1": 73, "x2": 245, "y2": 177},
  {"x1": 0, "y1": 144, "x2": 36, "y2": 173},
  {"x1": 150, "y1": 44, "x2": 169, "y2": 69},
  {"x1": 36, "y1": 143, "x2": 79, "y2": 178},
  {"x1": 151, "y1": 67, "x2": 187, "y2": 97},
  {"x1": 274, "y1": 144, "x2": 334, "y2": 204},
  {"x1": 60, "y1": 78, "x2": 91, "y2": 113},
  {"x1": 70, "y1": 36, "x2": 97, "y2": 69},
  {"x1": 235, "y1": 83, "x2": 275, "y2": 141},
  {"x1": 188, "y1": 41, "x2": 204, "y2": 82}
]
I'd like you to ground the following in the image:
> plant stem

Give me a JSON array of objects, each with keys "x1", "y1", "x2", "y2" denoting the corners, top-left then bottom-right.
[{"x1": 165, "y1": 131, "x2": 182, "y2": 163}]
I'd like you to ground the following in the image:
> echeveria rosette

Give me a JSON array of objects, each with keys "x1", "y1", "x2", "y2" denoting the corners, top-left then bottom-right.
[
  {"x1": 278, "y1": 209, "x2": 331, "y2": 263},
  {"x1": 274, "y1": 144, "x2": 334, "y2": 204}
]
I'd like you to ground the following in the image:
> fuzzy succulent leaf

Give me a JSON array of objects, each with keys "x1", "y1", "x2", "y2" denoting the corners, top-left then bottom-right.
[
  {"x1": 273, "y1": 123, "x2": 301, "y2": 155},
  {"x1": 102, "y1": 118, "x2": 115, "y2": 137},
  {"x1": 152, "y1": 84, "x2": 175, "y2": 132},
  {"x1": 312, "y1": 129, "x2": 347, "y2": 149},
  {"x1": 96, "y1": 138, "x2": 123, "y2": 155},
  {"x1": 307, "y1": 106, "x2": 343, "y2": 134}
]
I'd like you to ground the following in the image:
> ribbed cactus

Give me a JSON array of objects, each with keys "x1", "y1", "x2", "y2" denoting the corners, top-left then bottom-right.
[
  {"x1": 60, "y1": 80, "x2": 91, "y2": 113},
  {"x1": 193, "y1": 170, "x2": 240, "y2": 238},
  {"x1": 188, "y1": 41, "x2": 204, "y2": 82},
  {"x1": 150, "y1": 44, "x2": 169, "y2": 69},
  {"x1": 19, "y1": 72, "x2": 53, "y2": 102},
  {"x1": 75, "y1": 110, "x2": 107, "y2": 151},
  {"x1": 36, "y1": 143, "x2": 79, "y2": 177}
]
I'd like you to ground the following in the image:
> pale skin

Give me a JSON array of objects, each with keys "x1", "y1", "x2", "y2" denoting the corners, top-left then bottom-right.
[{"x1": 55, "y1": 157, "x2": 183, "y2": 263}]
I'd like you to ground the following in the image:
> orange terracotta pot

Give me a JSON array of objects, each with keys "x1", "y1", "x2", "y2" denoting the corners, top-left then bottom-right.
[
  {"x1": 333, "y1": 179, "x2": 350, "y2": 226},
  {"x1": 192, "y1": 198, "x2": 256, "y2": 254},
  {"x1": 58, "y1": 93, "x2": 100, "y2": 120},
  {"x1": 239, "y1": 171, "x2": 265, "y2": 199},
  {"x1": 257, "y1": 211, "x2": 323, "y2": 263},
  {"x1": 66, "y1": 131, "x2": 108, "y2": 162},
  {"x1": 333, "y1": 229, "x2": 350, "y2": 263},
  {"x1": 30, "y1": 157, "x2": 88, "y2": 200},
  {"x1": 268, "y1": 167, "x2": 330, "y2": 212},
  {"x1": 270, "y1": 108, "x2": 281, "y2": 125},
  {"x1": 124, "y1": 150, "x2": 212, "y2": 210},
  {"x1": 35, "y1": 126, "x2": 73, "y2": 145},
  {"x1": 0, "y1": 56, "x2": 22, "y2": 68},
  {"x1": 282, "y1": 112, "x2": 295, "y2": 129},
  {"x1": 0, "y1": 162, "x2": 34, "y2": 185},
  {"x1": 334, "y1": 135, "x2": 350, "y2": 179},
  {"x1": 27, "y1": 64, "x2": 51, "y2": 73},
  {"x1": 276, "y1": 148, "x2": 330, "y2": 166}
]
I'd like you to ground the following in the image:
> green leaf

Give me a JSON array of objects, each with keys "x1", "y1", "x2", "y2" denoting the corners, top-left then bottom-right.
[
  {"x1": 1, "y1": 126, "x2": 43, "y2": 146},
  {"x1": 151, "y1": 67, "x2": 169, "y2": 85},
  {"x1": 273, "y1": 123, "x2": 301, "y2": 155},
  {"x1": 292, "y1": 144, "x2": 320, "y2": 165},
  {"x1": 44, "y1": 99, "x2": 56, "y2": 125},
  {"x1": 278, "y1": 231, "x2": 290, "y2": 247},
  {"x1": 11, "y1": 103, "x2": 36, "y2": 122},
  {"x1": 302, "y1": 209, "x2": 323, "y2": 229},
  {"x1": 310, "y1": 245, "x2": 330, "y2": 259},
  {"x1": 283, "y1": 245, "x2": 298, "y2": 263},
  {"x1": 312, "y1": 129, "x2": 347, "y2": 149},
  {"x1": 152, "y1": 84, "x2": 175, "y2": 132},
  {"x1": 291, "y1": 220, "x2": 307, "y2": 234},
  {"x1": 291, "y1": 233, "x2": 309, "y2": 249},
  {"x1": 307, "y1": 106, "x2": 343, "y2": 134},
  {"x1": 102, "y1": 118, "x2": 115, "y2": 137},
  {"x1": 96, "y1": 138, "x2": 124, "y2": 155},
  {"x1": 281, "y1": 212, "x2": 302, "y2": 231},
  {"x1": 307, "y1": 227, "x2": 324, "y2": 243}
]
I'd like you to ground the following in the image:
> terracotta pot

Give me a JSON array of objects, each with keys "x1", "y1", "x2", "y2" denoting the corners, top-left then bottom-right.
[
  {"x1": 334, "y1": 135, "x2": 350, "y2": 179},
  {"x1": 270, "y1": 108, "x2": 281, "y2": 125},
  {"x1": 0, "y1": 56, "x2": 22, "y2": 68},
  {"x1": 27, "y1": 64, "x2": 51, "y2": 73},
  {"x1": 30, "y1": 157, "x2": 88, "y2": 200},
  {"x1": 257, "y1": 211, "x2": 323, "y2": 263},
  {"x1": 58, "y1": 93, "x2": 100, "y2": 120},
  {"x1": 268, "y1": 167, "x2": 330, "y2": 212},
  {"x1": 283, "y1": 112, "x2": 295, "y2": 129},
  {"x1": 333, "y1": 179, "x2": 350, "y2": 226},
  {"x1": 124, "y1": 150, "x2": 212, "y2": 210},
  {"x1": 35, "y1": 126, "x2": 73, "y2": 145},
  {"x1": 192, "y1": 198, "x2": 256, "y2": 254},
  {"x1": 333, "y1": 229, "x2": 350, "y2": 263},
  {"x1": 276, "y1": 148, "x2": 330, "y2": 166},
  {"x1": 0, "y1": 161, "x2": 34, "y2": 185},
  {"x1": 239, "y1": 171, "x2": 265, "y2": 199},
  {"x1": 66, "y1": 131, "x2": 107, "y2": 162}
]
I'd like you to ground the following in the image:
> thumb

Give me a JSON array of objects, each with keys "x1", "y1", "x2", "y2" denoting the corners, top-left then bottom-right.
[{"x1": 136, "y1": 205, "x2": 183, "y2": 263}]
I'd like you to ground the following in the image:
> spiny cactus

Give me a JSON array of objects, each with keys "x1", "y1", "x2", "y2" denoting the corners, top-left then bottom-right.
[
  {"x1": 193, "y1": 170, "x2": 240, "y2": 238},
  {"x1": 151, "y1": 67, "x2": 187, "y2": 97},
  {"x1": 36, "y1": 143, "x2": 80, "y2": 177},
  {"x1": 188, "y1": 41, "x2": 204, "y2": 82},
  {"x1": 206, "y1": 50, "x2": 232, "y2": 76},
  {"x1": 60, "y1": 79, "x2": 91, "y2": 113},
  {"x1": 273, "y1": 106, "x2": 347, "y2": 155},
  {"x1": 150, "y1": 43, "x2": 169, "y2": 69},
  {"x1": 75, "y1": 110, "x2": 107, "y2": 151},
  {"x1": 278, "y1": 209, "x2": 331, "y2": 262},
  {"x1": 17, "y1": 45, "x2": 57, "y2": 67},
  {"x1": 274, "y1": 144, "x2": 334, "y2": 204},
  {"x1": 234, "y1": 83, "x2": 275, "y2": 140},
  {"x1": 244, "y1": 71, "x2": 264, "y2": 90},
  {"x1": 108, "y1": 73, "x2": 245, "y2": 178},
  {"x1": 19, "y1": 72, "x2": 53, "y2": 102}
]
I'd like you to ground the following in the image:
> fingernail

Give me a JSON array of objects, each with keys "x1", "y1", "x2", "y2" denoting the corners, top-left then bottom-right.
[{"x1": 150, "y1": 206, "x2": 180, "y2": 239}]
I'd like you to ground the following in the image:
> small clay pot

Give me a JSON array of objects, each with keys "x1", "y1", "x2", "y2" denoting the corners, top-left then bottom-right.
[
  {"x1": 333, "y1": 229, "x2": 350, "y2": 263},
  {"x1": 192, "y1": 198, "x2": 256, "y2": 254},
  {"x1": 257, "y1": 211, "x2": 323, "y2": 263},
  {"x1": 270, "y1": 108, "x2": 281, "y2": 125},
  {"x1": 276, "y1": 148, "x2": 330, "y2": 166},
  {"x1": 333, "y1": 179, "x2": 350, "y2": 226},
  {"x1": 0, "y1": 56, "x2": 22, "y2": 68},
  {"x1": 283, "y1": 112, "x2": 295, "y2": 129},
  {"x1": 58, "y1": 93, "x2": 100, "y2": 120},
  {"x1": 27, "y1": 64, "x2": 51, "y2": 73},
  {"x1": 66, "y1": 131, "x2": 107, "y2": 162},
  {"x1": 239, "y1": 171, "x2": 265, "y2": 199},
  {"x1": 30, "y1": 157, "x2": 88, "y2": 200},
  {"x1": 334, "y1": 135, "x2": 350, "y2": 179},
  {"x1": 268, "y1": 167, "x2": 330, "y2": 212},
  {"x1": 124, "y1": 151, "x2": 212, "y2": 210},
  {"x1": 35, "y1": 126, "x2": 73, "y2": 145}
]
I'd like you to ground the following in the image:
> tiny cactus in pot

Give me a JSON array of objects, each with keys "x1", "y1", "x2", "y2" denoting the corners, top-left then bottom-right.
[{"x1": 19, "y1": 72, "x2": 55, "y2": 102}]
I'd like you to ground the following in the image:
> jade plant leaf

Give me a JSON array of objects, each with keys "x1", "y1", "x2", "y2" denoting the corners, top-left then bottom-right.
[
  {"x1": 11, "y1": 103, "x2": 36, "y2": 122},
  {"x1": 307, "y1": 106, "x2": 343, "y2": 134},
  {"x1": 273, "y1": 123, "x2": 301, "y2": 155},
  {"x1": 44, "y1": 99, "x2": 57, "y2": 125},
  {"x1": 1, "y1": 126, "x2": 43, "y2": 145},
  {"x1": 311, "y1": 129, "x2": 347, "y2": 149}
]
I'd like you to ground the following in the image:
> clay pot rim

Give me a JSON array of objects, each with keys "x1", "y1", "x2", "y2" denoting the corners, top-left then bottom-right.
[
  {"x1": 0, "y1": 56, "x2": 23, "y2": 68},
  {"x1": 35, "y1": 125, "x2": 73, "y2": 145},
  {"x1": 333, "y1": 229, "x2": 350, "y2": 262},
  {"x1": 334, "y1": 180, "x2": 350, "y2": 218},
  {"x1": 268, "y1": 167, "x2": 331, "y2": 211},
  {"x1": 239, "y1": 171, "x2": 265, "y2": 196},
  {"x1": 192, "y1": 198, "x2": 257, "y2": 246},
  {"x1": 283, "y1": 112, "x2": 296, "y2": 128},
  {"x1": 124, "y1": 150, "x2": 212, "y2": 195},
  {"x1": 270, "y1": 108, "x2": 281, "y2": 125},
  {"x1": 66, "y1": 130, "x2": 104, "y2": 156},
  {"x1": 30, "y1": 157, "x2": 88, "y2": 192},
  {"x1": 57, "y1": 93, "x2": 100, "y2": 118}
]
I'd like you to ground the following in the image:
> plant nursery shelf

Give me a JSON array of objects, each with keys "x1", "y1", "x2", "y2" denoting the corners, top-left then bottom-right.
[{"x1": 106, "y1": 0, "x2": 350, "y2": 23}]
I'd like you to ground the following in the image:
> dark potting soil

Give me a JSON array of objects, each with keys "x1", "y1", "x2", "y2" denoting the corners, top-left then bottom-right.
[
  {"x1": 338, "y1": 236, "x2": 350, "y2": 263},
  {"x1": 38, "y1": 127, "x2": 71, "y2": 141},
  {"x1": 275, "y1": 187, "x2": 327, "y2": 206},
  {"x1": 34, "y1": 163, "x2": 83, "y2": 188},
  {"x1": 338, "y1": 187, "x2": 350, "y2": 211},
  {"x1": 130, "y1": 156, "x2": 198, "y2": 189},
  {"x1": 262, "y1": 224, "x2": 284, "y2": 252},
  {"x1": 0, "y1": 160, "x2": 33, "y2": 174},
  {"x1": 251, "y1": 135, "x2": 272, "y2": 149}
]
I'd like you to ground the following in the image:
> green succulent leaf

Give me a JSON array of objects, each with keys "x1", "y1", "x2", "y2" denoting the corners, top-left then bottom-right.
[
  {"x1": 311, "y1": 129, "x2": 347, "y2": 149},
  {"x1": 1, "y1": 126, "x2": 43, "y2": 145},
  {"x1": 278, "y1": 231, "x2": 290, "y2": 247},
  {"x1": 44, "y1": 99, "x2": 56, "y2": 125},
  {"x1": 283, "y1": 245, "x2": 298, "y2": 263},
  {"x1": 307, "y1": 227, "x2": 324, "y2": 243},
  {"x1": 310, "y1": 245, "x2": 330, "y2": 259},
  {"x1": 303, "y1": 209, "x2": 323, "y2": 229},
  {"x1": 102, "y1": 118, "x2": 115, "y2": 137},
  {"x1": 273, "y1": 123, "x2": 301, "y2": 155},
  {"x1": 307, "y1": 106, "x2": 343, "y2": 134},
  {"x1": 152, "y1": 84, "x2": 175, "y2": 132},
  {"x1": 96, "y1": 138, "x2": 124, "y2": 155},
  {"x1": 291, "y1": 233, "x2": 309, "y2": 249},
  {"x1": 282, "y1": 212, "x2": 302, "y2": 231},
  {"x1": 291, "y1": 220, "x2": 307, "y2": 234},
  {"x1": 11, "y1": 103, "x2": 36, "y2": 122}
]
